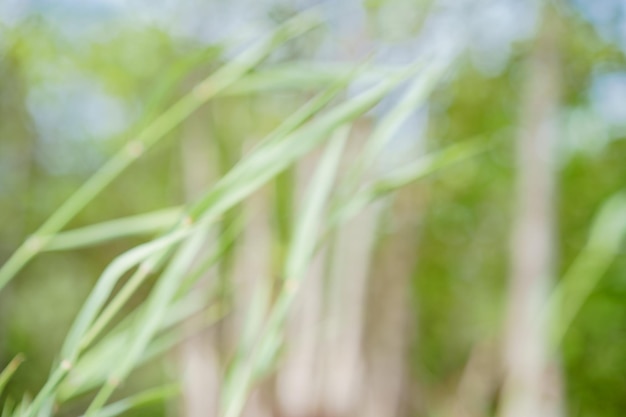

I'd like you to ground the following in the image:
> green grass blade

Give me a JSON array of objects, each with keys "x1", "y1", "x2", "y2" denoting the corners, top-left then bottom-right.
[
  {"x1": 81, "y1": 213, "x2": 242, "y2": 353},
  {"x1": 56, "y1": 215, "x2": 239, "y2": 403},
  {"x1": 220, "y1": 62, "x2": 401, "y2": 95},
  {"x1": 59, "y1": 293, "x2": 222, "y2": 401},
  {"x1": 24, "y1": 227, "x2": 195, "y2": 417},
  {"x1": 15, "y1": 394, "x2": 31, "y2": 417},
  {"x1": 177, "y1": 214, "x2": 244, "y2": 297},
  {"x1": 546, "y1": 192, "x2": 626, "y2": 347},
  {"x1": 82, "y1": 384, "x2": 179, "y2": 417},
  {"x1": 34, "y1": 398, "x2": 53, "y2": 417},
  {"x1": 344, "y1": 55, "x2": 452, "y2": 190},
  {"x1": 139, "y1": 46, "x2": 222, "y2": 124},
  {"x1": 285, "y1": 128, "x2": 349, "y2": 281},
  {"x1": 0, "y1": 354, "x2": 25, "y2": 398},
  {"x1": 77, "y1": 258, "x2": 169, "y2": 352},
  {"x1": 329, "y1": 140, "x2": 487, "y2": 230},
  {"x1": 248, "y1": 59, "x2": 369, "y2": 153},
  {"x1": 1, "y1": 398, "x2": 15, "y2": 417},
  {"x1": 61, "y1": 227, "x2": 195, "y2": 359},
  {"x1": 44, "y1": 207, "x2": 182, "y2": 251},
  {"x1": 83, "y1": 226, "x2": 209, "y2": 415}
]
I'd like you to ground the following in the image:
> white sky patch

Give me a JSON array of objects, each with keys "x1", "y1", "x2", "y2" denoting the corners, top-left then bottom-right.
[
  {"x1": 560, "y1": 71, "x2": 626, "y2": 161},
  {"x1": 122, "y1": 0, "x2": 270, "y2": 44},
  {"x1": 467, "y1": 0, "x2": 538, "y2": 76},
  {"x1": 591, "y1": 72, "x2": 626, "y2": 128},
  {"x1": 27, "y1": 73, "x2": 134, "y2": 174},
  {"x1": 573, "y1": 0, "x2": 626, "y2": 50},
  {"x1": 0, "y1": 0, "x2": 30, "y2": 27}
]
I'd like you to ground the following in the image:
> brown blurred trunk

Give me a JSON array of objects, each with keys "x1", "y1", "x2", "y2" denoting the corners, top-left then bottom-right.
[
  {"x1": 233, "y1": 184, "x2": 276, "y2": 417},
  {"x1": 273, "y1": 124, "x2": 422, "y2": 417},
  {"x1": 179, "y1": 102, "x2": 278, "y2": 417},
  {"x1": 359, "y1": 184, "x2": 424, "y2": 417},
  {"x1": 178, "y1": 108, "x2": 222, "y2": 417},
  {"x1": 275, "y1": 125, "x2": 381, "y2": 417},
  {"x1": 498, "y1": 5, "x2": 563, "y2": 417}
]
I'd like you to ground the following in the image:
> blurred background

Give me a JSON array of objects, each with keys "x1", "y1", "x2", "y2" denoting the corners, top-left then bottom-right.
[{"x1": 1, "y1": 0, "x2": 626, "y2": 416}]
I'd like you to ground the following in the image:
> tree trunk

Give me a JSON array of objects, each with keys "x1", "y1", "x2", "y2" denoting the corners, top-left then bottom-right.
[{"x1": 499, "y1": 5, "x2": 563, "y2": 417}]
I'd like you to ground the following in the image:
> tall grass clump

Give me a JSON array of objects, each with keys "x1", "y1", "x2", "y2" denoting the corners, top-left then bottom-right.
[{"x1": 0, "y1": 7, "x2": 487, "y2": 417}]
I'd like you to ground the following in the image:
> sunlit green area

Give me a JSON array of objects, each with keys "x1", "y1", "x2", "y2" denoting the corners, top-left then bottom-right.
[{"x1": 1, "y1": 1, "x2": 626, "y2": 416}]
